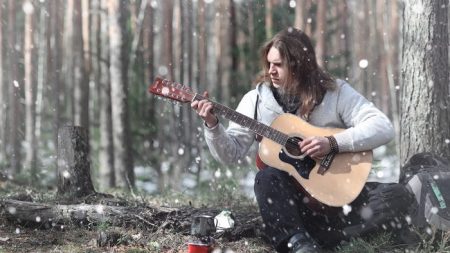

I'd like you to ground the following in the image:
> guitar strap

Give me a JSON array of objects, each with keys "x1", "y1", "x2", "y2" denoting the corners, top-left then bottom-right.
[
  {"x1": 318, "y1": 152, "x2": 336, "y2": 174},
  {"x1": 318, "y1": 136, "x2": 339, "y2": 174}
]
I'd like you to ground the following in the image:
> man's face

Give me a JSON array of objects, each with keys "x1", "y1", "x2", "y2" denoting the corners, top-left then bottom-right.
[{"x1": 267, "y1": 47, "x2": 288, "y2": 88}]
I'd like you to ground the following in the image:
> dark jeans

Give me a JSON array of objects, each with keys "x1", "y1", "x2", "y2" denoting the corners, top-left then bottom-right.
[{"x1": 254, "y1": 167, "x2": 379, "y2": 252}]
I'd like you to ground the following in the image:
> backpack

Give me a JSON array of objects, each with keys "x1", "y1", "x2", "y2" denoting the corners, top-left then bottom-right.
[{"x1": 400, "y1": 152, "x2": 450, "y2": 231}]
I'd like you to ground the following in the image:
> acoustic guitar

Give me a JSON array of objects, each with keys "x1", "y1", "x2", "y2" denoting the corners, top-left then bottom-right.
[{"x1": 149, "y1": 77, "x2": 373, "y2": 207}]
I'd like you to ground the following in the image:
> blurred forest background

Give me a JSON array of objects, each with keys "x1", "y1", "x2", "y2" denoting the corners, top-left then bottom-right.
[{"x1": 0, "y1": 0, "x2": 448, "y2": 196}]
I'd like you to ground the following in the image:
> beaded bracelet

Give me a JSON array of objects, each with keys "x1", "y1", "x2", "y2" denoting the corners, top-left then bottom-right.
[{"x1": 325, "y1": 136, "x2": 339, "y2": 154}]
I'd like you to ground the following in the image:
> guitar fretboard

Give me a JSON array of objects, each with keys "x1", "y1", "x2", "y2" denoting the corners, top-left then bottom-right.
[{"x1": 193, "y1": 94, "x2": 289, "y2": 145}]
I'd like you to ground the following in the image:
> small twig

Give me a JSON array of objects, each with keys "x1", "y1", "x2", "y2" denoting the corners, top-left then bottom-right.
[{"x1": 133, "y1": 214, "x2": 157, "y2": 228}]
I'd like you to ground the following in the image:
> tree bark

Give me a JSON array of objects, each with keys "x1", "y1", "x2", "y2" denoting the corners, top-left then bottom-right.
[
  {"x1": 74, "y1": 0, "x2": 90, "y2": 129},
  {"x1": 98, "y1": 0, "x2": 115, "y2": 190},
  {"x1": 35, "y1": 0, "x2": 49, "y2": 175},
  {"x1": 215, "y1": 0, "x2": 231, "y2": 104},
  {"x1": 7, "y1": 0, "x2": 21, "y2": 175},
  {"x1": 314, "y1": 0, "x2": 326, "y2": 68},
  {"x1": 108, "y1": 0, "x2": 135, "y2": 190},
  {"x1": 400, "y1": 0, "x2": 450, "y2": 165},
  {"x1": 63, "y1": 0, "x2": 75, "y2": 123},
  {"x1": 197, "y1": 0, "x2": 206, "y2": 87},
  {"x1": 265, "y1": 0, "x2": 273, "y2": 39},
  {"x1": 294, "y1": 0, "x2": 304, "y2": 30},
  {"x1": 350, "y1": 0, "x2": 370, "y2": 94},
  {"x1": 57, "y1": 126, "x2": 96, "y2": 198},
  {"x1": 23, "y1": 0, "x2": 37, "y2": 179},
  {"x1": 229, "y1": 0, "x2": 239, "y2": 98},
  {"x1": 383, "y1": 0, "x2": 400, "y2": 147},
  {"x1": 49, "y1": 0, "x2": 63, "y2": 174},
  {"x1": 0, "y1": 0, "x2": 4, "y2": 163}
]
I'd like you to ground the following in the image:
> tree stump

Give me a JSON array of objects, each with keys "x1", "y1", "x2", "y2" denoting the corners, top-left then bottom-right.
[{"x1": 57, "y1": 126, "x2": 95, "y2": 198}]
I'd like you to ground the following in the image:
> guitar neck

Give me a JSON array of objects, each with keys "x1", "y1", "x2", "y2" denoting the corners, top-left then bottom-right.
[{"x1": 193, "y1": 94, "x2": 289, "y2": 145}]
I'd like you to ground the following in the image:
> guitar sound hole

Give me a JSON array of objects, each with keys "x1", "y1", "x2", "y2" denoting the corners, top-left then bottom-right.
[{"x1": 284, "y1": 136, "x2": 303, "y2": 157}]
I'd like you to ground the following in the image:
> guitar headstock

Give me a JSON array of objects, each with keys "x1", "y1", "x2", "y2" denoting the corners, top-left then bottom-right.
[{"x1": 148, "y1": 77, "x2": 194, "y2": 103}]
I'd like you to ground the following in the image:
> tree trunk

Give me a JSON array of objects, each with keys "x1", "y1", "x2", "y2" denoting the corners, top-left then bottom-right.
[
  {"x1": 265, "y1": 0, "x2": 273, "y2": 39},
  {"x1": 82, "y1": 0, "x2": 91, "y2": 75},
  {"x1": 0, "y1": 0, "x2": 4, "y2": 163},
  {"x1": 350, "y1": 0, "x2": 370, "y2": 94},
  {"x1": 229, "y1": 0, "x2": 239, "y2": 98},
  {"x1": 314, "y1": 0, "x2": 326, "y2": 68},
  {"x1": 35, "y1": 0, "x2": 49, "y2": 176},
  {"x1": 197, "y1": 0, "x2": 206, "y2": 87},
  {"x1": 7, "y1": 0, "x2": 21, "y2": 175},
  {"x1": 400, "y1": 0, "x2": 450, "y2": 165},
  {"x1": 98, "y1": 0, "x2": 115, "y2": 189},
  {"x1": 50, "y1": 0, "x2": 63, "y2": 175},
  {"x1": 23, "y1": 0, "x2": 37, "y2": 179},
  {"x1": 57, "y1": 126, "x2": 96, "y2": 198},
  {"x1": 108, "y1": 0, "x2": 135, "y2": 190},
  {"x1": 74, "y1": 0, "x2": 89, "y2": 129},
  {"x1": 337, "y1": 0, "x2": 350, "y2": 78},
  {"x1": 383, "y1": 0, "x2": 400, "y2": 147},
  {"x1": 142, "y1": 0, "x2": 156, "y2": 187},
  {"x1": 376, "y1": 0, "x2": 389, "y2": 114},
  {"x1": 294, "y1": 0, "x2": 304, "y2": 30},
  {"x1": 63, "y1": 0, "x2": 75, "y2": 123},
  {"x1": 304, "y1": 0, "x2": 312, "y2": 36},
  {"x1": 215, "y1": 0, "x2": 231, "y2": 104}
]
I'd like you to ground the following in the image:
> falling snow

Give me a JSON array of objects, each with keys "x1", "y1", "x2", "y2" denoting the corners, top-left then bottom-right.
[
  {"x1": 342, "y1": 204, "x2": 352, "y2": 216},
  {"x1": 358, "y1": 59, "x2": 369, "y2": 69}
]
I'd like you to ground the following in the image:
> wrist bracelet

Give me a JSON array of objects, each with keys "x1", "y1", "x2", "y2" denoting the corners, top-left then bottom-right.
[{"x1": 325, "y1": 136, "x2": 339, "y2": 154}]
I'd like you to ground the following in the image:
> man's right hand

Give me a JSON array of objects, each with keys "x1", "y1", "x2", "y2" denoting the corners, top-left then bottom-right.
[{"x1": 190, "y1": 91, "x2": 218, "y2": 128}]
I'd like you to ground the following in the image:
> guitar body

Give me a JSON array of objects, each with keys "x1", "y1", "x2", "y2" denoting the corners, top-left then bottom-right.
[{"x1": 258, "y1": 113, "x2": 372, "y2": 207}]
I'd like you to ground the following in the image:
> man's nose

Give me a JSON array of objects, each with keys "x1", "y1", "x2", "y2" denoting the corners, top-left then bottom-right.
[{"x1": 269, "y1": 65, "x2": 276, "y2": 74}]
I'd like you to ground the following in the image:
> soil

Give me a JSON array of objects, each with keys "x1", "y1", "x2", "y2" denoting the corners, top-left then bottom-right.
[{"x1": 0, "y1": 195, "x2": 271, "y2": 253}]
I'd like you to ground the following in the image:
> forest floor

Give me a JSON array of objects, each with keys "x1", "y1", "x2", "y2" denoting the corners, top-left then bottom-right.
[
  {"x1": 0, "y1": 180, "x2": 273, "y2": 253},
  {"x1": 0, "y1": 217, "x2": 271, "y2": 253},
  {"x1": 1, "y1": 180, "x2": 449, "y2": 253}
]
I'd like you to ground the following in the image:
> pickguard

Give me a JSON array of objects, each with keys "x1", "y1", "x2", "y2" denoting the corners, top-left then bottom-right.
[{"x1": 279, "y1": 149, "x2": 316, "y2": 179}]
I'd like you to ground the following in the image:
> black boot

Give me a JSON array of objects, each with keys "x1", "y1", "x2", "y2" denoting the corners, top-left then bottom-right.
[{"x1": 288, "y1": 233, "x2": 320, "y2": 253}]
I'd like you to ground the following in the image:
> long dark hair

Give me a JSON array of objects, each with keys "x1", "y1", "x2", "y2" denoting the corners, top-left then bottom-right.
[{"x1": 260, "y1": 27, "x2": 335, "y2": 117}]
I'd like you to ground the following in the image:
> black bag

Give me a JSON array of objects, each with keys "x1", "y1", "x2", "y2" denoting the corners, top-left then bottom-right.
[
  {"x1": 342, "y1": 183, "x2": 414, "y2": 237},
  {"x1": 400, "y1": 152, "x2": 450, "y2": 231}
]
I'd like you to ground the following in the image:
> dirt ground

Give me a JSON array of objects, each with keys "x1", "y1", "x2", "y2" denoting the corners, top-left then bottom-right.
[
  {"x1": 0, "y1": 219, "x2": 272, "y2": 252},
  {"x1": 0, "y1": 206, "x2": 271, "y2": 253}
]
